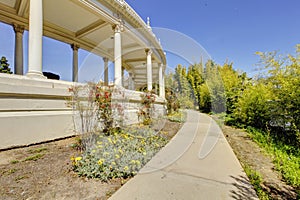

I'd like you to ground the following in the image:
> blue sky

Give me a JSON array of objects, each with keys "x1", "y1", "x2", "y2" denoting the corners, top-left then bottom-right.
[
  {"x1": 127, "y1": 0, "x2": 300, "y2": 75},
  {"x1": 1, "y1": 0, "x2": 300, "y2": 81}
]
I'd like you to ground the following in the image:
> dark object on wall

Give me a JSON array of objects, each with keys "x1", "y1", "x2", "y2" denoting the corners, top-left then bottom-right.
[
  {"x1": 0, "y1": 56, "x2": 12, "y2": 74},
  {"x1": 43, "y1": 72, "x2": 60, "y2": 80}
]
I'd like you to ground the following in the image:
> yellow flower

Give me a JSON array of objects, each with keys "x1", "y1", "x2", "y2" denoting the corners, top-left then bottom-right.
[
  {"x1": 98, "y1": 159, "x2": 105, "y2": 165},
  {"x1": 107, "y1": 138, "x2": 113, "y2": 144},
  {"x1": 130, "y1": 160, "x2": 135, "y2": 164},
  {"x1": 136, "y1": 160, "x2": 141, "y2": 165},
  {"x1": 123, "y1": 166, "x2": 129, "y2": 171},
  {"x1": 75, "y1": 157, "x2": 82, "y2": 161},
  {"x1": 143, "y1": 152, "x2": 147, "y2": 156},
  {"x1": 122, "y1": 134, "x2": 128, "y2": 139},
  {"x1": 115, "y1": 154, "x2": 120, "y2": 159},
  {"x1": 111, "y1": 161, "x2": 116, "y2": 166}
]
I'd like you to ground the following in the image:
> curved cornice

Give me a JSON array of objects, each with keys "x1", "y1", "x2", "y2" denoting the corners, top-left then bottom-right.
[{"x1": 97, "y1": 0, "x2": 166, "y2": 65}]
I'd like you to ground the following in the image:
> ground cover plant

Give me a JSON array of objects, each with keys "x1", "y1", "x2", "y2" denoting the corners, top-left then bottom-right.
[
  {"x1": 68, "y1": 83, "x2": 176, "y2": 182},
  {"x1": 72, "y1": 125, "x2": 168, "y2": 181},
  {"x1": 247, "y1": 127, "x2": 300, "y2": 189}
]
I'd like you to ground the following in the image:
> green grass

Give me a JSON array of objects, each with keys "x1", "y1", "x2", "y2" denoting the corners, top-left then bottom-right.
[
  {"x1": 243, "y1": 164, "x2": 270, "y2": 200},
  {"x1": 6, "y1": 168, "x2": 18, "y2": 175},
  {"x1": 28, "y1": 147, "x2": 47, "y2": 154},
  {"x1": 247, "y1": 127, "x2": 300, "y2": 188},
  {"x1": 23, "y1": 153, "x2": 45, "y2": 161},
  {"x1": 10, "y1": 160, "x2": 19, "y2": 164}
]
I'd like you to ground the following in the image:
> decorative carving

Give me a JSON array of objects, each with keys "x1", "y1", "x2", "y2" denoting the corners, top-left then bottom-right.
[
  {"x1": 103, "y1": 57, "x2": 109, "y2": 63},
  {"x1": 13, "y1": 24, "x2": 25, "y2": 34},
  {"x1": 112, "y1": 23, "x2": 124, "y2": 33},
  {"x1": 145, "y1": 48, "x2": 152, "y2": 56},
  {"x1": 71, "y1": 43, "x2": 80, "y2": 51}
]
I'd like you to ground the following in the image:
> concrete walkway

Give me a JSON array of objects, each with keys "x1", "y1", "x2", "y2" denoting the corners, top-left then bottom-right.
[{"x1": 109, "y1": 110, "x2": 258, "y2": 200}]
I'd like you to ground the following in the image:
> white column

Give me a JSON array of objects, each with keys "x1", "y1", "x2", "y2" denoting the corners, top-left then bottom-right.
[
  {"x1": 159, "y1": 64, "x2": 166, "y2": 98},
  {"x1": 103, "y1": 57, "x2": 109, "y2": 85},
  {"x1": 146, "y1": 49, "x2": 152, "y2": 91},
  {"x1": 113, "y1": 24, "x2": 122, "y2": 86},
  {"x1": 71, "y1": 44, "x2": 79, "y2": 82},
  {"x1": 27, "y1": 0, "x2": 45, "y2": 78},
  {"x1": 13, "y1": 24, "x2": 24, "y2": 75}
]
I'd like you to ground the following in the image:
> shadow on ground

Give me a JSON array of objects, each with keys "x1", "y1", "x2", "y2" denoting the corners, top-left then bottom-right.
[{"x1": 230, "y1": 175, "x2": 258, "y2": 200}]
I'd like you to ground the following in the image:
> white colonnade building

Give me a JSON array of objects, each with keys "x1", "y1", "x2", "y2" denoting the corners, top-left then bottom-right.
[{"x1": 0, "y1": 0, "x2": 166, "y2": 149}]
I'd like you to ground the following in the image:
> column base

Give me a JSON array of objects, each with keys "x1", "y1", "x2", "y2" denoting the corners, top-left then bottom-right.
[{"x1": 26, "y1": 71, "x2": 47, "y2": 79}]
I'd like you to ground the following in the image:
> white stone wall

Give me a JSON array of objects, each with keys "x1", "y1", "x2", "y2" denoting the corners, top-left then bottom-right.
[
  {"x1": 0, "y1": 74, "x2": 75, "y2": 149},
  {"x1": 0, "y1": 74, "x2": 166, "y2": 149}
]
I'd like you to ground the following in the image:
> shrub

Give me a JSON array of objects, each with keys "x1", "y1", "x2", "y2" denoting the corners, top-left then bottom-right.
[
  {"x1": 71, "y1": 125, "x2": 167, "y2": 181},
  {"x1": 138, "y1": 91, "x2": 156, "y2": 125},
  {"x1": 0, "y1": 56, "x2": 12, "y2": 74}
]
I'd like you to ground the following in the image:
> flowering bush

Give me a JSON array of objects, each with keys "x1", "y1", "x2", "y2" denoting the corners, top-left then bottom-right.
[
  {"x1": 71, "y1": 125, "x2": 167, "y2": 181},
  {"x1": 138, "y1": 91, "x2": 156, "y2": 125},
  {"x1": 95, "y1": 86, "x2": 114, "y2": 135},
  {"x1": 67, "y1": 83, "x2": 126, "y2": 151}
]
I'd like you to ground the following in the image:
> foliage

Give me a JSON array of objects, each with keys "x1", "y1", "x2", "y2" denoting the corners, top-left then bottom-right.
[
  {"x1": 71, "y1": 125, "x2": 168, "y2": 181},
  {"x1": 165, "y1": 87, "x2": 180, "y2": 114},
  {"x1": 247, "y1": 127, "x2": 300, "y2": 188},
  {"x1": 256, "y1": 50, "x2": 300, "y2": 145},
  {"x1": 187, "y1": 63, "x2": 204, "y2": 109},
  {"x1": 167, "y1": 110, "x2": 186, "y2": 123},
  {"x1": 233, "y1": 82, "x2": 274, "y2": 129},
  {"x1": 23, "y1": 153, "x2": 45, "y2": 162},
  {"x1": 164, "y1": 72, "x2": 181, "y2": 114},
  {"x1": 204, "y1": 60, "x2": 226, "y2": 113},
  {"x1": 68, "y1": 83, "x2": 126, "y2": 151},
  {"x1": 138, "y1": 91, "x2": 156, "y2": 125},
  {"x1": 218, "y1": 63, "x2": 250, "y2": 114},
  {"x1": 167, "y1": 49, "x2": 299, "y2": 191},
  {"x1": 243, "y1": 164, "x2": 270, "y2": 200},
  {"x1": 0, "y1": 56, "x2": 12, "y2": 74}
]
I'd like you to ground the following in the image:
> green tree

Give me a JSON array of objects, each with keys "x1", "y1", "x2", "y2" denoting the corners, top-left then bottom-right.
[
  {"x1": 233, "y1": 82, "x2": 274, "y2": 129},
  {"x1": 204, "y1": 60, "x2": 226, "y2": 113},
  {"x1": 218, "y1": 62, "x2": 250, "y2": 114},
  {"x1": 256, "y1": 49, "x2": 300, "y2": 145},
  {"x1": 174, "y1": 65, "x2": 194, "y2": 109},
  {"x1": 0, "y1": 56, "x2": 12, "y2": 74},
  {"x1": 187, "y1": 63, "x2": 204, "y2": 109}
]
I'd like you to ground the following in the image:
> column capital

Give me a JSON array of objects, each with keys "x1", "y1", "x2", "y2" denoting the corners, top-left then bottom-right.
[
  {"x1": 13, "y1": 23, "x2": 25, "y2": 34},
  {"x1": 71, "y1": 43, "x2": 80, "y2": 51},
  {"x1": 112, "y1": 23, "x2": 124, "y2": 33},
  {"x1": 103, "y1": 57, "x2": 109, "y2": 63},
  {"x1": 145, "y1": 48, "x2": 152, "y2": 56}
]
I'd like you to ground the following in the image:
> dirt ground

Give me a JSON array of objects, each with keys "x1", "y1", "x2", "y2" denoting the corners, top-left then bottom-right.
[
  {"x1": 223, "y1": 125, "x2": 298, "y2": 200},
  {"x1": 0, "y1": 120, "x2": 182, "y2": 200},
  {"x1": 1, "y1": 119, "x2": 298, "y2": 200}
]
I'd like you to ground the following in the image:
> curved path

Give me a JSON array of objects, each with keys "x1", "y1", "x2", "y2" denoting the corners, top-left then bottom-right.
[{"x1": 110, "y1": 110, "x2": 258, "y2": 200}]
